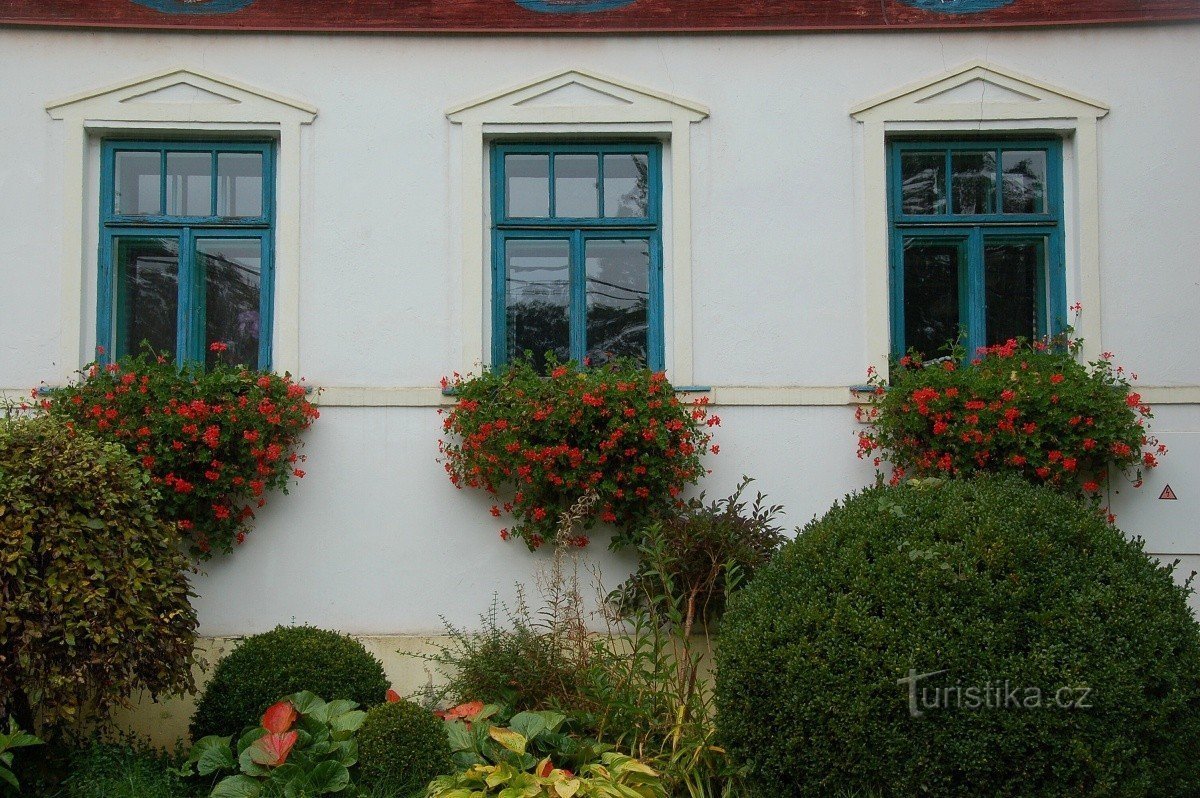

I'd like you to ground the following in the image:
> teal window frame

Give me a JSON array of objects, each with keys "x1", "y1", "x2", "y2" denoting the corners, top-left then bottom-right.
[
  {"x1": 887, "y1": 138, "x2": 1066, "y2": 358},
  {"x1": 490, "y1": 142, "x2": 664, "y2": 370},
  {"x1": 98, "y1": 139, "x2": 276, "y2": 367}
]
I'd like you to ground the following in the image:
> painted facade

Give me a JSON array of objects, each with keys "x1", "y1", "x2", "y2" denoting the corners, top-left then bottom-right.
[{"x1": 1, "y1": 7, "x2": 1199, "y2": 740}]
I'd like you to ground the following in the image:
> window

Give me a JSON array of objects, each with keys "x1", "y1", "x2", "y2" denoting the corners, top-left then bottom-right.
[
  {"x1": 888, "y1": 139, "x2": 1066, "y2": 359},
  {"x1": 491, "y1": 143, "x2": 663, "y2": 371},
  {"x1": 98, "y1": 140, "x2": 275, "y2": 369}
]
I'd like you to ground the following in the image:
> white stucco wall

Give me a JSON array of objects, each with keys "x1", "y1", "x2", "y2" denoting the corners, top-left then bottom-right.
[{"x1": 1, "y1": 23, "x2": 1199, "y2": 634}]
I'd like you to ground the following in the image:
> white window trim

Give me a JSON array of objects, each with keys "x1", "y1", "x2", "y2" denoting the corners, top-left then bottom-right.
[
  {"x1": 447, "y1": 69, "x2": 708, "y2": 384},
  {"x1": 850, "y1": 59, "x2": 1109, "y2": 380},
  {"x1": 45, "y1": 67, "x2": 317, "y2": 381}
]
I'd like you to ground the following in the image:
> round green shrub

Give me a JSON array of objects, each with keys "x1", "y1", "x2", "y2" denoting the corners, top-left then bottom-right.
[
  {"x1": 357, "y1": 699, "x2": 453, "y2": 795},
  {"x1": 190, "y1": 625, "x2": 389, "y2": 740},
  {"x1": 716, "y1": 477, "x2": 1200, "y2": 798},
  {"x1": 0, "y1": 416, "x2": 196, "y2": 734}
]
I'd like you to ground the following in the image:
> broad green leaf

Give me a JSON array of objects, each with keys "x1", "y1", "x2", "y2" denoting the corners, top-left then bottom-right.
[
  {"x1": 323, "y1": 699, "x2": 358, "y2": 718},
  {"x1": 190, "y1": 735, "x2": 237, "y2": 776},
  {"x1": 287, "y1": 691, "x2": 327, "y2": 721},
  {"x1": 507, "y1": 712, "x2": 549, "y2": 742},
  {"x1": 330, "y1": 709, "x2": 366, "y2": 735},
  {"x1": 211, "y1": 775, "x2": 262, "y2": 798},
  {"x1": 304, "y1": 760, "x2": 350, "y2": 794}
]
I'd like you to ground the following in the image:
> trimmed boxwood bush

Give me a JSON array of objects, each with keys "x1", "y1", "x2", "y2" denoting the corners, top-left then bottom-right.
[
  {"x1": 357, "y1": 699, "x2": 452, "y2": 795},
  {"x1": 189, "y1": 625, "x2": 388, "y2": 741},
  {"x1": 716, "y1": 477, "x2": 1200, "y2": 798},
  {"x1": 0, "y1": 416, "x2": 196, "y2": 734}
]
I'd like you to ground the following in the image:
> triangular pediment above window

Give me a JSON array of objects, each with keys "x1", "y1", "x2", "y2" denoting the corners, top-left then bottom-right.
[
  {"x1": 851, "y1": 60, "x2": 1108, "y2": 122},
  {"x1": 46, "y1": 67, "x2": 317, "y2": 123},
  {"x1": 446, "y1": 69, "x2": 708, "y2": 124}
]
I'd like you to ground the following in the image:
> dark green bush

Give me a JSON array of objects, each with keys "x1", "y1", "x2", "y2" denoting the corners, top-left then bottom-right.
[
  {"x1": 64, "y1": 738, "x2": 189, "y2": 798},
  {"x1": 716, "y1": 477, "x2": 1200, "y2": 798},
  {"x1": 189, "y1": 625, "x2": 388, "y2": 741},
  {"x1": 356, "y1": 699, "x2": 452, "y2": 795},
  {"x1": 0, "y1": 416, "x2": 197, "y2": 735}
]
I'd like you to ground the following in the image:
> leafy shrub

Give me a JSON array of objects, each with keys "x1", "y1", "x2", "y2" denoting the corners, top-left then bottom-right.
[
  {"x1": 190, "y1": 626, "x2": 388, "y2": 742},
  {"x1": 716, "y1": 477, "x2": 1200, "y2": 798},
  {"x1": 429, "y1": 708, "x2": 665, "y2": 798},
  {"x1": 356, "y1": 697, "x2": 451, "y2": 795},
  {"x1": 42, "y1": 347, "x2": 319, "y2": 557},
  {"x1": 431, "y1": 593, "x2": 594, "y2": 714},
  {"x1": 64, "y1": 737, "x2": 188, "y2": 798},
  {"x1": 439, "y1": 357, "x2": 719, "y2": 550},
  {"x1": 858, "y1": 336, "x2": 1162, "y2": 499},
  {"x1": 186, "y1": 692, "x2": 364, "y2": 798},
  {"x1": 610, "y1": 477, "x2": 784, "y2": 627},
  {"x1": 0, "y1": 416, "x2": 197, "y2": 735},
  {"x1": 0, "y1": 720, "x2": 42, "y2": 794}
]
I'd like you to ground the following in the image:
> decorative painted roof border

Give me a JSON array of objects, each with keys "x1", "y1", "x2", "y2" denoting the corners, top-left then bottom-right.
[{"x1": 2, "y1": 0, "x2": 1198, "y2": 33}]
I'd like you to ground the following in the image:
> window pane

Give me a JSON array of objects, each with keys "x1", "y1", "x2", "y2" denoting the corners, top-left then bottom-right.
[
  {"x1": 585, "y1": 239, "x2": 650, "y2": 366},
  {"x1": 902, "y1": 239, "x2": 962, "y2": 358},
  {"x1": 115, "y1": 237, "x2": 178, "y2": 357},
  {"x1": 951, "y1": 151, "x2": 996, "y2": 214},
  {"x1": 505, "y1": 239, "x2": 570, "y2": 370},
  {"x1": 114, "y1": 152, "x2": 161, "y2": 215},
  {"x1": 217, "y1": 153, "x2": 264, "y2": 217},
  {"x1": 199, "y1": 239, "x2": 263, "y2": 369},
  {"x1": 554, "y1": 154, "x2": 599, "y2": 218},
  {"x1": 505, "y1": 154, "x2": 550, "y2": 218},
  {"x1": 985, "y1": 239, "x2": 1044, "y2": 346},
  {"x1": 166, "y1": 152, "x2": 213, "y2": 216},
  {"x1": 900, "y1": 152, "x2": 946, "y2": 215},
  {"x1": 603, "y1": 153, "x2": 649, "y2": 218},
  {"x1": 1001, "y1": 150, "x2": 1047, "y2": 214}
]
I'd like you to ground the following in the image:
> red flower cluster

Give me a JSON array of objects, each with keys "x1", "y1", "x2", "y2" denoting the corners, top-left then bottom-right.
[
  {"x1": 438, "y1": 357, "x2": 718, "y2": 550},
  {"x1": 859, "y1": 336, "x2": 1161, "y2": 503},
  {"x1": 43, "y1": 346, "x2": 319, "y2": 557}
]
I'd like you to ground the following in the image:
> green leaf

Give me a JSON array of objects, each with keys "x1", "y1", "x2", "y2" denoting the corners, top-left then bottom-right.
[
  {"x1": 288, "y1": 691, "x2": 327, "y2": 721},
  {"x1": 329, "y1": 709, "x2": 366, "y2": 736},
  {"x1": 304, "y1": 761, "x2": 350, "y2": 795},
  {"x1": 190, "y1": 735, "x2": 238, "y2": 776},
  {"x1": 211, "y1": 775, "x2": 263, "y2": 798}
]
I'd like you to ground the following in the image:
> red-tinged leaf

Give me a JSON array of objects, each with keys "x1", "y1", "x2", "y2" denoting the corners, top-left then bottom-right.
[
  {"x1": 248, "y1": 731, "x2": 298, "y2": 767},
  {"x1": 261, "y1": 700, "x2": 297, "y2": 734},
  {"x1": 537, "y1": 757, "x2": 555, "y2": 778},
  {"x1": 435, "y1": 700, "x2": 485, "y2": 722},
  {"x1": 386, "y1": 689, "x2": 401, "y2": 703}
]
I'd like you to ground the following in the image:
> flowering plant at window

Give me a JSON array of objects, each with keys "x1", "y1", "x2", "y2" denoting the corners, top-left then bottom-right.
[
  {"x1": 438, "y1": 357, "x2": 718, "y2": 550},
  {"x1": 857, "y1": 334, "x2": 1162, "y2": 504},
  {"x1": 37, "y1": 344, "x2": 319, "y2": 558}
]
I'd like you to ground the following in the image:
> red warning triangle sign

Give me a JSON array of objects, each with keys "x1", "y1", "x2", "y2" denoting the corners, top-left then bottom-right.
[{"x1": 1158, "y1": 484, "x2": 1178, "y2": 501}]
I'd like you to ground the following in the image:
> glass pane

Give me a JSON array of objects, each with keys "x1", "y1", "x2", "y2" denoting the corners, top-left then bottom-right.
[
  {"x1": 985, "y1": 239, "x2": 1044, "y2": 346},
  {"x1": 199, "y1": 239, "x2": 263, "y2": 369},
  {"x1": 902, "y1": 239, "x2": 962, "y2": 359},
  {"x1": 951, "y1": 151, "x2": 996, "y2": 214},
  {"x1": 166, "y1": 152, "x2": 213, "y2": 216},
  {"x1": 115, "y1": 237, "x2": 178, "y2": 357},
  {"x1": 554, "y1": 154, "x2": 599, "y2": 218},
  {"x1": 603, "y1": 153, "x2": 649, "y2": 218},
  {"x1": 900, "y1": 152, "x2": 946, "y2": 215},
  {"x1": 585, "y1": 239, "x2": 650, "y2": 366},
  {"x1": 114, "y1": 151, "x2": 161, "y2": 215},
  {"x1": 1001, "y1": 150, "x2": 1047, "y2": 214},
  {"x1": 505, "y1": 239, "x2": 570, "y2": 370},
  {"x1": 505, "y1": 154, "x2": 550, "y2": 218},
  {"x1": 217, "y1": 153, "x2": 264, "y2": 217}
]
